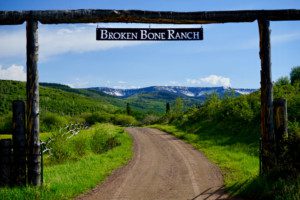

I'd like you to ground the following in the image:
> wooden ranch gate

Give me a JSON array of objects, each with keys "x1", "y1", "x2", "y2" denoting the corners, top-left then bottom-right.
[{"x1": 0, "y1": 9, "x2": 300, "y2": 186}]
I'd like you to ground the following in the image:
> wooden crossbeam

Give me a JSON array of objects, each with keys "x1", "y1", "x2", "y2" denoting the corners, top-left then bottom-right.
[{"x1": 0, "y1": 9, "x2": 300, "y2": 25}]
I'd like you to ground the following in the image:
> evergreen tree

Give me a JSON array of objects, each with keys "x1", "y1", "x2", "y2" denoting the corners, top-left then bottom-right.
[
  {"x1": 166, "y1": 102, "x2": 170, "y2": 114},
  {"x1": 126, "y1": 103, "x2": 132, "y2": 116}
]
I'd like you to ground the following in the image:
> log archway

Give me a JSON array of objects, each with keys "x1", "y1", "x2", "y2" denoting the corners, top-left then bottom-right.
[{"x1": 1, "y1": 9, "x2": 300, "y2": 185}]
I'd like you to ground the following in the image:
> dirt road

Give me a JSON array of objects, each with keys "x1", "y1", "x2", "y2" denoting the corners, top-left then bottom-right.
[{"x1": 78, "y1": 128, "x2": 229, "y2": 200}]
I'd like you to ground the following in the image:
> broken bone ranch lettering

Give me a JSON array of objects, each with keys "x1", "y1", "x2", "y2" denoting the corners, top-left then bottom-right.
[{"x1": 96, "y1": 28, "x2": 203, "y2": 41}]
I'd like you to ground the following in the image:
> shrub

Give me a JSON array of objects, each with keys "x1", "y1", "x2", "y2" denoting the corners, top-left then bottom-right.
[
  {"x1": 71, "y1": 135, "x2": 89, "y2": 157},
  {"x1": 82, "y1": 112, "x2": 112, "y2": 125},
  {"x1": 112, "y1": 114, "x2": 137, "y2": 126},
  {"x1": 202, "y1": 93, "x2": 222, "y2": 120},
  {"x1": 275, "y1": 76, "x2": 290, "y2": 86},
  {"x1": 69, "y1": 116, "x2": 86, "y2": 124},
  {"x1": 0, "y1": 114, "x2": 12, "y2": 133},
  {"x1": 90, "y1": 127, "x2": 120, "y2": 154},
  {"x1": 142, "y1": 114, "x2": 160, "y2": 125},
  {"x1": 48, "y1": 131, "x2": 73, "y2": 163},
  {"x1": 45, "y1": 123, "x2": 88, "y2": 163},
  {"x1": 173, "y1": 97, "x2": 183, "y2": 116},
  {"x1": 287, "y1": 122, "x2": 300, "y2": 172},
  {"x1": 220, "y1": 96, "x2": 254, "y2": 122},
  {"x1": 40, "y1": 112, "x2": 68, "y2": 132}
]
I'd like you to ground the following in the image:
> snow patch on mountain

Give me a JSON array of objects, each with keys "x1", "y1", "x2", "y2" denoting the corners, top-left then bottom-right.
[
  {"x1": 89, "y1": 86, "x2": 256, "y2": 98},
  {"x1": 104, "y1": 90, "x2": 124, "y2": 96},
  {"x1": 234, "y1": 89, "x2": 255, "y2": 95},
  {"x1": 197, "y1": 90, "x2": 215, "y2": 97},
  {"x1": 181, "y1": 91, "x2": 195, "y2": 97}
]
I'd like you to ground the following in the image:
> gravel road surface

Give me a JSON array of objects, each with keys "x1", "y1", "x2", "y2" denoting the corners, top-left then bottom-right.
[{"x1": 78, "y1": 127, "x2": 230, "y2": 200}]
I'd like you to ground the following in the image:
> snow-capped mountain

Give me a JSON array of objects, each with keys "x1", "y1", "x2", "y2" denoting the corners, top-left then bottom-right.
[{"x1": 88, "y1": 86, "x2": 256, "y2": 98}]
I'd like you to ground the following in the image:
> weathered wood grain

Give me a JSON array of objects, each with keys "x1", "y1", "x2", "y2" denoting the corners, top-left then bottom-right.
[
  {"x1": 0, "y1": 9, "x2": 300, "y2": 25},
  {"x1": 26, "y1": 18, "x2": 41, "y2": 186},
  {"x1": 273, "y1": 98, "x2": 288, "y2": 164},
  {"x1": 258, "y1": 19, "x2": 276, "y2": 174},
  {"x1": 0, "y1": 139, "x2": 12, "y2": 187},
  {"x1": 12, "y1": 100, "x2": 26, "y2": 186}
]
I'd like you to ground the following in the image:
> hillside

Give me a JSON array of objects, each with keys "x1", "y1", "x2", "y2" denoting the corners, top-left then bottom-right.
[
  {"x1": 0, "y1": 80, "x2": 134, "y2": 133},
  {"x1": 0, "y1": 80, "x2": 118, "y2": 116},
  {"x1": 40, "y1": 83, "x2": 169, "y2": 117},
  {"x1": 88, "y1": 86, "x2": 256, "y2": 115},
  {"x1": 0, "y1": 81, "x2": 258, "y2": 123}
]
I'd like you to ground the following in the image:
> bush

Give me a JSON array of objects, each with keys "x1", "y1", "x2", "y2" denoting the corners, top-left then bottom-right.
[
  {"x1": 71, "y1": 135, "x2": 89, "y2": 157},
  {"x1": 82, "y1": 112, "x2": 112, "y2": 125},
  {"x1": 202, "y1": 93, "x2": 222, "y2": 120},
  {"x1": 142, "y1": 114, "x2": 160, "y2": 125},
  {"x1": 0, "y1": 114, "x2": 12, "y2": 133},
  {"x1": 275, "y1": 76, "x2": 290, "y2": 86},
  {"x1": 69, "y1": 116, "x2": 86, "y2": 124},
  {"x1": 48, "y1": 131, "x2": 73, "y2": 163},
  {"x1": 112, "y1": 114, "x2": 137, "y2": 126},
  {"x1": 90, "y1": 127, "x2": 120, "y2": 154},
  {"x1": 287, "y1": 122, "x2": 300, "y2": 172},
  {"x1": 220, "y1": 95, "x2": 254, "y2": 122},
  {"x1": 40, "y1": 112, "x2": 68, "y2": 132},
  {"x1": 43, "y1": 123, "x2": 123, "y2": 164}
]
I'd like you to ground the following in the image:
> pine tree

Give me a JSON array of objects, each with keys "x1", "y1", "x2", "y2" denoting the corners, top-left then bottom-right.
[
  {"x1": 166, "y1": 102, "x2": 170, "y2": 114},
  {"x1": 126, "y1": 103, "x2": 132, "y2": 116}
]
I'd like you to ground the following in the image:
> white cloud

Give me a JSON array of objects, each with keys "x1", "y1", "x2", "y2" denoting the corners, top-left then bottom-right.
[
  {"x1": 169, "y1": 81, "x2": 180, "y2": 85},
  {"x1": 39, "y1": 26, "x2": 147, "y2": 61},
  {"x1": 0, "y1": 25, "x2": 151, "y2": 61},
  {"x1": 67, "y1": 78, "x2": 90, "y2": 88},
  {"x1": 0, "y1": 64, "x2": 26, "y2": 81},
  {"x1": 187, "y1": 75, "x2": 231, "y2": 88},
  {"x1": 0, "y1": 29, "x2": 26, "y2": 58},
  {"x1": 113, "y1": 80, "x2": 138, "y2": 89},
  {"x1": 238, "y1": 31, "x2": 300, "y2": 50},
  {"x1": 0, "y1": 23, "x2": 203, "y2": 61},
  {"x1": 112, "y1": 85, "x2": 139, "y2": 89},
  {"x1": 272, "y1": 31, "x2": 300, "y2": 44},
  {"x1": 1, "y1": 24, "x2": 299, "y2": 60}
]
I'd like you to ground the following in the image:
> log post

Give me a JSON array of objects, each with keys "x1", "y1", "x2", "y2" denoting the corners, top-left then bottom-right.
[
  {"x1": 12, "y1": 100, "x2": 26, "y2": 186},
  {"x1": 26, "y1": 16, "x2": 41, "y2": 186},
  {"x1": 0, "y1": 139, "x2": 12, "y2": 187},
  {"x1": 273, "y1": 98, "x2": 288, "y2": 163},
  {"x1": 258, "y1": 19, "x2": 276, "y2": 174}
]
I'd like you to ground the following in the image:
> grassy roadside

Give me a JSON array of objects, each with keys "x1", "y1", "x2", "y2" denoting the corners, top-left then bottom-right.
[
  {"x1": 150, "y1": 123, "x2": 300, "y2": 200},
  {"x1": 0, "y1": 124, "x2": 133, "y2": 200}
]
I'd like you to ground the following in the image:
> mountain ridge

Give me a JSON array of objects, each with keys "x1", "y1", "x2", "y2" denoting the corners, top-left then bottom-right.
[{"x1": 88, "y1": 86, "x2": 256, "y2": 98}]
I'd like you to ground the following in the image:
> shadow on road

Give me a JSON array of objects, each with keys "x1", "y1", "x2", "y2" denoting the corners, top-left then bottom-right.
[{"x1": 190, "y1": 180, "x2": 249, "y2": 200}]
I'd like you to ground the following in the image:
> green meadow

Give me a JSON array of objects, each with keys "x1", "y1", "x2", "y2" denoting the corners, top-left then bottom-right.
[{"x1": 0, "y1": 123, "x2": 133, "y2": 200}]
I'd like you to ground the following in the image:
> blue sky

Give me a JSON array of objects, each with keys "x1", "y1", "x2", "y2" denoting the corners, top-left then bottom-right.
[{"x1": 0, "y1": 0, "x2": 300, "y2": 89}]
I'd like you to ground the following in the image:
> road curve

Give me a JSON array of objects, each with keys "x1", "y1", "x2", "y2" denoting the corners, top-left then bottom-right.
[{"x1": 78, "y1": 128, "x2": 230, "y2": 200}]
